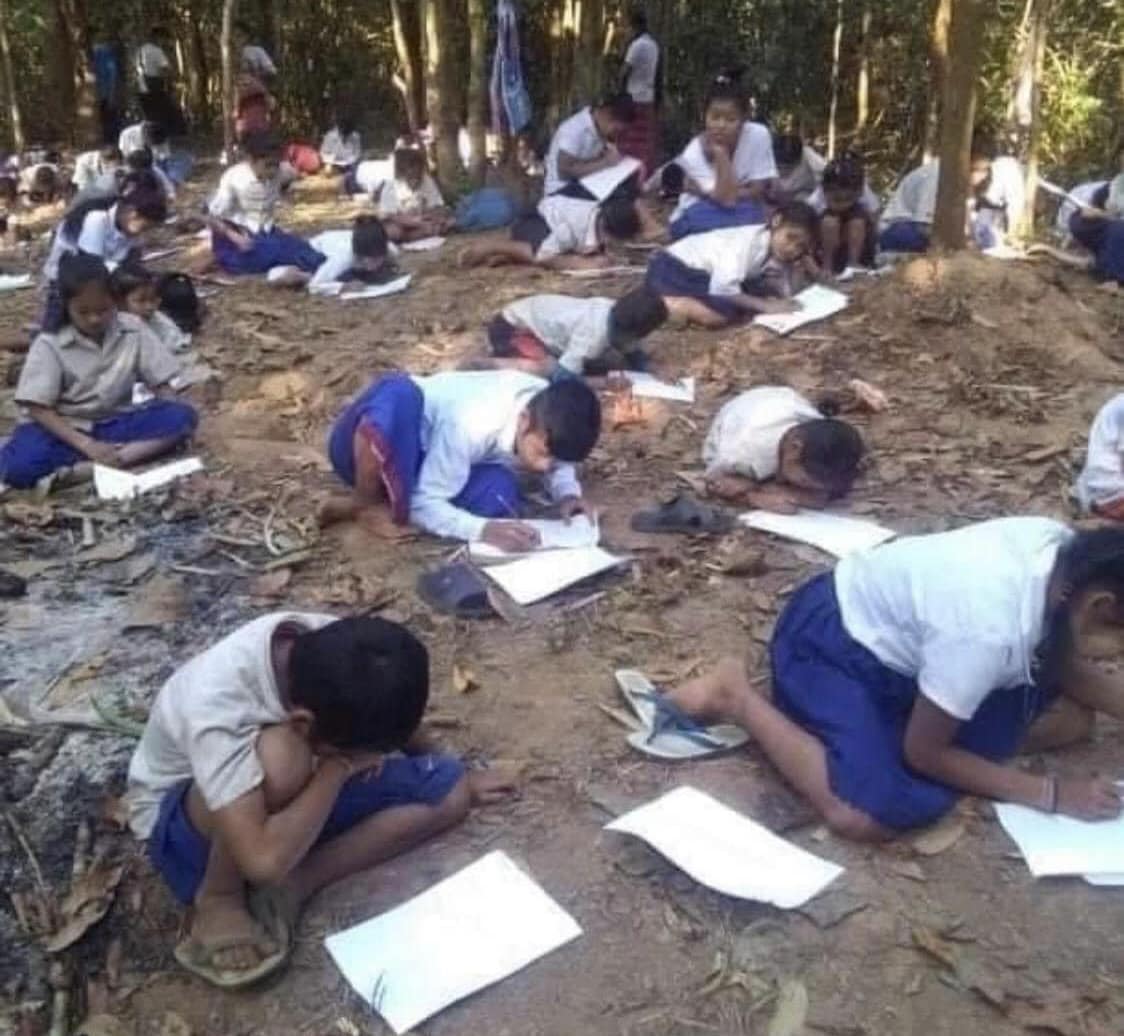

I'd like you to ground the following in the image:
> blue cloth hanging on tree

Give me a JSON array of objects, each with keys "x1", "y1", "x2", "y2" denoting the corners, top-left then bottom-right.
[{"x1": 491, "y1": 0, "x2": 532, "y2": 135}]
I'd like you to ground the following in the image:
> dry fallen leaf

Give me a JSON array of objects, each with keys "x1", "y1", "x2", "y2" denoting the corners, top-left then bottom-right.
[
  {"x1": 124, "y1": 574, "x2": 189, "y2": 629},
  {"x1": 77, "y1": 536, "x2": 139, "y2": 565},
  {"x1": 43, "y1": 862, "x2": 125, "y2": 953},
  {"x1": 889, "y1": 858, "x2": 928, "y2": 882},
  {"x1": 767, "y1": 979, "x2": 808, "y2": 1036},
  {"x1": 249, "y1": 567, "x2": 292, "y2": 597},
  {"x1": 452, "y1": 664, "x2": 479, "y2": 694},
  {"x1": 912, "y1": 816, "x2": 965, "y2": 856}
]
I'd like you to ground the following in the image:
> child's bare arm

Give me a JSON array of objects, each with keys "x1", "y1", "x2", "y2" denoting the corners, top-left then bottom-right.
[
  {"x1": 24, "y1": 403, "x2": 117, "y2": 465},
  {"x1": 540, "y1": 252, "x2": 609, "y2": 270},
  {"x1": 351, "y1": 425, "x2": 386, "y2": 506},
  {"x1": 730, "y1": 293, "x2": 798, "y2": 315}
]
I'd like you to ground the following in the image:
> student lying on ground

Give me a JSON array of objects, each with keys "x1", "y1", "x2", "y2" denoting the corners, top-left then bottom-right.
[
  {"x1": 809, "y1": 152, "x2": 880, "y2": 273},
  {"x1": 879, "y1": 135, "x2": 994, "y2": 253},
  {"x1": 126, "y1": 612, "x2": 513, "y2": 988},
  {"x1": 645, "y1": 201, "x2": 816, "y2": 327},
  {"x1": 470, "y1": 287, "x2": 671, "y2": 379},
  {"x1": 0, "y1": 254, "x2": 197, "y2": 491},
  {"x1": 703, "y1": 386, "x2": 864, "y2": 513},
  {"x1": 771, "y1": 133, "x2": 825, "y2": 204},
  {"x1": 206, "y1": 131, "x2": 323, "y2": 283},
  {"x1": 319, "y1": 115, "x2": 362, "y2": 175},
  {"x1": 72, "y1": 144, "x2": 123, "y2": 196},
  {"x1": 1075, "y1": 393, "x2": 1124, "y2": 520},
  {"x1": 666, "y1": 72, "x2": 777, "y2": 240},
  {"x1": 667, "y1": 518, "x2": 1124, "y2": 839},
  {"x1": 458, "y1": 193, "x2": 642, "y2": 270},
  {"x1": 110, "y1": 261, "x2": 192, "y2": 352},
  {"x1": 320, "y1": 371, "x2": 600, "y2": 554},
  {"x1": 307, "y1": 215, "x2": 401, "y2": 294}
]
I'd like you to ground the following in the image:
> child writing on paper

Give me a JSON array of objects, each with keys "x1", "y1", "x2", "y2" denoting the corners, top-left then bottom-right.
[
  {"x1": 320, "y1": 372, "x2": 600, "y2": 554},
  {"x1": 127, "y1": 612, "x2": 513, "y2": 988},
  {"x1": 308, "y1": 215, "x2": 400, "y2": 293},
  {"x1": 375, "y1": 148, "x2": 452, "y2": 243},
  {"x1": 319, "y1": 115, "x2": 362, "y2": 175},
  {"x1": 110, "y1": 262, "x2": 192, "y2": 352},
  {"x1": 0, "y1": 255, "x2": 196, "y2": 491},
  {"x1": 809, "y1": 152, "x2": 880, "y2": 273},
  {"x1": 668, "y1": 518, "x2": 1124, "y2": 839},
  {"x1": 645, "y1": 202, "x2": 815, "y2": 327},
  {"x1": 1075, "y1": 393, "x2": 1124, "y2": 519},
  {"x1": 544, "y1": 94, "x2": 638, "y2": 196}
]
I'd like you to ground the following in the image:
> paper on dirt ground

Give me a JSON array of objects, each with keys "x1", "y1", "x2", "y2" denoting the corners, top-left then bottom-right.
[
  {"x1": 481, "y1": 545, "x2": 629, "y2": 604},
  {"x1": 0, "y1": 273, "x2": 33, "y2": 291},
  {"x1": 621, "y1": 372, "x2": 696, "y2": 403},
  {"x1": 752, "y1": 284, "x2": 848, "y2": 335},
  {"x1": 94, "y1": 457, "x2": 204, "y2": 500},
  {"x1": 324, "y1": 851, "x2": 581, "y2": 1035},
  {"x1": 469, "y1": 514, "x2": 599, "y2": 560},
  {"x1": 606, "y1": 786, "x2": 843, "y2": 908},
  {"x1": 739, "y1": 509, "x2": 896, "y2": 558},
  {"x1": 400, "y1": 236, "x2": 446, "y2": 252},
  {"x1": 338, "y1": 274, "x2": 413, "y2": 300},
  {"x1": 561, "y1": 265, "x2": 644, "y2": 279},
  {"x1": 996, "y1": 794, "x2": 1124, "y2": 878}
]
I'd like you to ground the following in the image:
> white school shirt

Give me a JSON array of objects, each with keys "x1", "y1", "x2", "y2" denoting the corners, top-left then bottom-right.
[
  {"x1": 377, "y1": 174, "x2": 444, "y2": 216},
  {"x1": 354, "y1": 159, "x2": 391, "y2": 195},
  {"x1": 535, "y1": 195, "x2": 602, "y2": 260},
  {"x1": 306, "y1": 229, "x2": 399, "y2": 290},
  {"x1": 320, "y1": 128, "x2": 362, "y2": 168},
  {"x1": 545, "y1": 107, "x2": 606, "y2": 195},
  {"x1": 136, "y1": 43, "x2": 170, "y2": 86},
  {"x1": 807, "y1": 181, "x2": 881, "y2": 217},
  {"x1": 624, "y1": 34, "x2": 660, "y2": 104},
  {"x1": 881, "y1": 160, "x2": 940, "y2": 226},
  {"x1": 72, "y1": 151, "x2": 114, "y2": 191},
  {"x1": 17, "y1": 162, "x2": 59, "y2": 194},
  {"x1": 984, "y1": 156, "x2": 1026, "y2": 228},
  {"x1": 126, "y1": 612, "x2": 335, "y2": 838},
  {"x1": 208, "y1": 161, "x2": 294, "y2": 233},
  {"x1": 664, "y1": 223, "x2": 772, "y2": 296},
  {"x1": 1075, "y1": 393, "x2": 1124, "y2": 512},
  {"x1": 408, "y1": 370, "x2": 582, "y2": 541},
  {"x1": 502, "y1": 294, "x2": 615, "y2": 373},
  {"x1": 118, "y1": 123, "x2": 170, "y2": 163},
  {"x1": 702, "y1": 386, "x2": 822, "y2": 479},
  {"x1": 241, "y1": 44, "x2": 277, "y2": 77},
  {"x1": 777, "y1": 145, "x2": 827, "y2": 201},
  {"x1": 145, "y1": 309, "x2": 191, "y2": 352},
  {"x1": 671, "y1": 122, "x2": 778, "y2": 221},
  {"x1": 42, "y1": 205, "x2": 133, "y2": 281},
  {"x1": 835, "y1": 517, "x2": 1073, "y2": 721}
]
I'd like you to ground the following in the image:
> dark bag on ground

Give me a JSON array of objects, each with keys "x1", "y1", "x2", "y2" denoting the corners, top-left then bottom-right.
[{"x1": 158, "y1": 272, "x2": 203, "y2": 333}]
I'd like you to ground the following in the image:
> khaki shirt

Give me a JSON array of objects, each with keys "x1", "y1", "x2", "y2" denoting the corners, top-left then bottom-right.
[{"x1": 16, "y1": 312, "x2": 181, "y2": 429}]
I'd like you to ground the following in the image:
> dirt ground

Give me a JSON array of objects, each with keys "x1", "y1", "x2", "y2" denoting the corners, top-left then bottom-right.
[{"x1": 2, "y1": 167, "x2": 1124, "y2": 1036}]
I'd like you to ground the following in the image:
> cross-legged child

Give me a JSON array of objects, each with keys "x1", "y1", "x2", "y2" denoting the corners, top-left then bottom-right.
[
  {"x1": 321, "y1": 371, "x2": 600, "y2": 554},
  {"x1": 703, "y1": 386, "x2": 864, "y2": 512},
  {"x1": 0, "y1": 254, "x2": 196, "y2": 491},
  {"x1": 645, "y1": 202, "x2": 815, "y2": 327},
  {"x1": 459, "y1": 194, "x2": 641, "y2": 270},
  {"x1": 477, "y1": 287, "x2": 669, "y2": 378},
  {"x1": 809, "y1": 153, "x2": 880, "y2": 273},
  {"x1": 669, "y1": 518, "x2": 1124, "y2": 839},
  {"x1": 375, "y1": 148, "x2": 452, "y2": 243},
  {"x1": 319, "y1": 115, "x2": 362, "y2": 175},
  {"x1": 110, "y1": 261, "x2": 191, "y2": 352},
  {"x1": 1075, "y1": 393, "x2": 1124, "y2": 519},
  {"x1": 127, "y1": 611, "x2": 512, "y2": 988},
  {"x1": 308, "y1": 215, "x2": 400, "y2": 293}
]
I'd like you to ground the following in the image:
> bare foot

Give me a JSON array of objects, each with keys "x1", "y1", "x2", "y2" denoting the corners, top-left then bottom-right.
[
  {"x1": 667, "y1": 656, "x2": 753, "y2": 725},
  {"x1": 317, "y1": 494, "x2": 360, "y2": 528},
  {"x1": 705, "y1": 474, "x2": 752, "y2": 503},
  {"x1": 468, "y1": 767, "x2": 520, "y2": 806},
  {"x1": 357, "y1": 507, "x2": 415, "y2": 540},
  {"x1": 189, "y1": 891, "x2": 277, "y2": 972}
]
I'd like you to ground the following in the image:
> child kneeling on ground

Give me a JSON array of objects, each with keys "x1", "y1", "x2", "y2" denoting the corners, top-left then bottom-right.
[
  {"x1": 1075, "y1": 392, "x2": 1124, "y2": 520},
  {"x1": 127, "y1": 612, "x2": 511, "y2": 988},
  {"x1": 0, "y1": 254, "x2": 196, "y2": 491}
]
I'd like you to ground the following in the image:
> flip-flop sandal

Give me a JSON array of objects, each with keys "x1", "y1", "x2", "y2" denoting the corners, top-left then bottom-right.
[
  {"x1": 630, "y1": 495, "x2": 735, "y2": 536},
  {"x1": 615, "y1": 669, "x2": 749, "y2": 760},
  {"x1": 416, "y1": 562, "x2": 496, "y2": 618}
]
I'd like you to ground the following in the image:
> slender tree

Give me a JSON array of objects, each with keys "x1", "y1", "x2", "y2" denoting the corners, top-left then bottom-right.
[
  {"x1": 466, "y1": 0, "x2": 488, "y2": 185},
  {"x1": 57, "y1": 0, "x2": 98, "y2": 145},
  {"x1": 827, "y1": 0, "x2": 845, "y2": 157},
  {"x1": 1014, "y1": 0, "x2": 1051, "y2": 236},
  {"x1": 422, "y1": 0, "x2": 462, "y2": 186},
  {"x1": 390, "y1": 0, "x2": 424, "y2": 134},
  {"x1": 0, "y1": 0, "x2": 24, "y2": 150},
  {"x1": 923, "y1": 0, "x2": 952, "y2": 160},
  {"x1": 221, "y1": 0, "x2": 237, "y2": 161},
  {"x1": 855, "y1": 0, "x2": 871, "y2": 133}
]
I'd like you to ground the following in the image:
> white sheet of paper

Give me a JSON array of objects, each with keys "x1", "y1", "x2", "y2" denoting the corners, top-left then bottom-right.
[
  {"x1": 1037, "y1": 178, "x2": 1094, "y2": 211},
  {"x1": 622, "y1": 372, "x2": 696, "y2": 403},
  {"x1": 141, "y1": 247, "x2": 182, "y2": 262},
  {"x1": 983, "y1": 243, "x2": 1026, "y2": 261},
  {"x1": 607, "y1": 786, "x2": 843, "y2": 908},
  {"x1": 561, "y1": 265, "x2": 644, "y2": 279},
  {"x1": 470, "y1": 514, "x2": 599, "y2": 560},
  {"x1": 401, "y1": 236, "x2": 446, "y2": 252},
  {"x1": 482, "y1": 545, "x2": 629, "y2": 605},
  {"x1": 995, "y1": 797, "x2": 1124, "y2": 878},
  {"x1": 339, "y1": 274, "x2": 413, "y2": 300},
  {"x1": 739, "y1": 508, "x2": 895, "y2": 558},
  {"x1": 93, "y1": 457, "x2": 204, "y2": 501},
  {"x1": 836, "y1": 265, "x2": 890, "y2": 282},
  {"x1": 1085, "y1": 873, "x2": 1124, "y2": 887},
  {"x1": 752, "y1": 284, "x2": 849, "y2": 336},
  {"x1": 0, "y1": 273, "x2": 33, "y2": 291},
  {"x1": 324, "y1": 851, "x2": 581, "y2": 1035},
  {"x1": 579, "y1": 156, "x2": 642, "y2": 201}
]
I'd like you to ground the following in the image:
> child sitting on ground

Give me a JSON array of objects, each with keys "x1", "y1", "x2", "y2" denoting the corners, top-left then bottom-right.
[
  {"x1": 72, "y1": 144, "x2": 123, "y2": 196},
  {"x1": 320, "y1": 371, "x2": 600, "y2": 553},
  {"x1": 0, "y1": 254, "x2": 197, "y2": 491},
  {"x1": 110, "y1": 261, "x2": 191, "y2": 351},
  {"x1": 374, "y1": 147, "x2": 451, "y2": 242},
  {"x1": 771, "y1": 133, "x2": 825, "y2": 203},
  {"x1": 459, "y1": 194, "x2": 641, "y2": 270},
  {"x1": 1074, "y1": 393, "x2": 1124, "y2": 519},
  {"x1": 206, "y1": 131, "x2": 323, "y2": 282},
  {"x1": 667, "y1": 518, "x2": 1124, "y2": 838},
  {"x1": 703, "y1": 386, "x2": 864, "y2": 512},
  {"x1": 544, "y1": 94, "x2": 637, "y2": 196},
  {"x1": 809, "y1": 152, "x2": 880, "y2": 273},
  {"x1": 127, "y1": 611, "x2": 512, "y2": 988},
  {"x1": 320, "y1": 115, "x2": 361, "y2": 175},
  {"x1": 475, "y1": 287, "x2": 669, "y2": 378},
  {"x1": 308, "y1": 215, "x2": 400, "y2": 293},
  {"x1": 645, "y1": 201, "x2": 816, "y2": 327}
]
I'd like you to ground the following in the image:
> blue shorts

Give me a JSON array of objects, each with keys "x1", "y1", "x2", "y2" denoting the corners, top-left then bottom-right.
[
  {"x1": 669, "y1": 197, "x2": 766, "y2": 241},
  {"x1": 148, "y1": 754, "x2": 467, "y2": 904},
  {"x1": 211, "y1": 226, "x2": 325, "y2": 276},
  {"x1": 878, "y1": 220, "x2": 930, "y2": 253},
  {"x1": 645, "y1": 251, "x2": 743, "y2": 323}
]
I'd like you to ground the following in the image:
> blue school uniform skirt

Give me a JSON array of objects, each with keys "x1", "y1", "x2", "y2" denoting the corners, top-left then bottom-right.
[
  {"x1": 211, "y1": 225, "x2": 325, "y2": 276},
  {"x1": 878, "y1": 220, "x2": 930, "y2": 253},
  {"x1": 645, "y1": 251, "x2": 744, "y2": 323},
  {"x1": 669, "y1": 198, "x2": 766, "y2": 241},
  {"x1": 1071, "y1": 212, "x2": 1124, "y2": 285},
  {"x1": 327, "y1": 373, "x2": 521, "y2": 524},
  {"x1": 769, "y1": 573, "x2": 1055, "y2": 831}
]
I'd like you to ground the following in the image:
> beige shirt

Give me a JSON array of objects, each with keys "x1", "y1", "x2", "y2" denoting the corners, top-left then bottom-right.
[
  {"x1": 127, "y1": 612, "x2": 336, "y2": 839},
  {"x1": 15, "y1": 312, "x2": 181, "y2": 429}
]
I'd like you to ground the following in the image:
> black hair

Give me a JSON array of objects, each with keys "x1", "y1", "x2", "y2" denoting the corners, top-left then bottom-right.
[
  {"x1": 50, "y1": 253, "x2": 113, "y2": 332},
  {"x1": 629, "y1": 6, "x2": 648, "y2": 31},
  {"x1": 609, "y1": 286, "x2": 668, "y2": 347},
  {"x1": 792, "y1": 418, "x2": 864, "y2": 497},
  {"x1": 1035, "y1": 527, "x2": 1124, "y2": 692},
  {"x1": 393, "y1": 147, "x2": 426, "y2": 181},
  {"x1": 822, "y1": 151, "x2": 865, "y2": 192},
  {"x1": 599, "y1": 195, "x2": 641, "y2": 240},
  {"x1": 970, "y1": 129, "x2": 995, "y2": 161},
  {"x1": 526, "y1": 380, "x2": 602, "y2": 462},
  {"x1": 100, "y1": 144, "x2": 123, "y2": 162},
  {"x1": 109, "y1": 259, "x2": 155, "y2": 301},
  {"x1": 704, "y1": 71, "x2": 748, "y2": 117},
  {"x1": 29, "y1": 165, "x2": 59, "y2": 202},
  {"x1": 126, "y1": 146, "x2": 154, "y2": 171},
  {"x1": 0, "y1": 174, "x2": 17, "y2": 204},
  {"x1": 288, "y1": 617, "x2": 430, "y2": 751},
  {"x1": 597, "y1": 93, "x2": 637, "y2": 125},
  {"x1": 242, "y1": 130, "x2": 281, "y2": 161},
  {"x1": 336, "y1": 113, "x2": 358, "y2": 138},
  {"x1": 772, "y1": 133, "x2": 804, "y2": 168},
  {"x1": 352, "y1": 214, "x2": 389, "y2": 260},
  {"x1": 660, "y1": 161, "x2": 684, "y2": 198},
  {"x1": 773, "y1": 199, "x2": 818, "y2": 236}
]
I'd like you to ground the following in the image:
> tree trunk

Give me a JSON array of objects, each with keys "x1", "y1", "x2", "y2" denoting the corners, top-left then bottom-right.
[
  {"x1": 260, "y1": 0, "x2": 280, "y2": 65},
  {"x1": 185, "y1": 9, "x2": 210, "y2": 125},
  {"x1": 422, "y1": 0, "x2": 462, "y2": 187},
  {"x1": 0, "y1": 0, "x2": 24, "y2": 151},
  {"x1": 923, "y1": 0, "x2": 952, "y2": 160},
  {"x1": 931, "y1": 0, "x2": 985, "y2": 250},
  {"x1": 1018, "y1": 0, "x2": 1050, "y2": 237},
  {"x1": 827, "y1": 0, "x2": 845, "y2": 157},
  {"x1": 466, "y1": 0, "x2": 488, "y2": 185},
  {"x1": 573, "y1": 0, "x2": 603, "y2": 105},
  {"x1": 390, "y1": 0, "x2": 425, "y2": 134},
  {"x1": 855, "y1": 0, "x2": 871, "y2": 133},
  {"x1": 221, "y1": 0, "x2": 237, "y2": 160},
  {"x1": 57, "y1": 0, "x2": 98, "y2": 146}
]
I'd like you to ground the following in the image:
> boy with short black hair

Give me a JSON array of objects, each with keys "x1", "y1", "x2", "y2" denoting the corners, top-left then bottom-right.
[{"x1": 128, "y1": 613, "x2": 508, "y2": 988}]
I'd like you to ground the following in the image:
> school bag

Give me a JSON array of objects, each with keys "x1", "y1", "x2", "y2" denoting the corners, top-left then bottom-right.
[{"x1": 157, "y1": 272, "x2": 203, "y2": 333}]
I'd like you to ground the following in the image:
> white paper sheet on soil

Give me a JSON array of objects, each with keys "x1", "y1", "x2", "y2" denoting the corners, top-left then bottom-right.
[
  {"x1": 324, "y1": 851, "x2": 581, "y2": 1035},
  {"x1": 752, "y1": 284, "x2": 849, "y2": 335},
  {"x1": 400, "y1": 236, "x2": 446, "y2": 252},
  {"x1": 606, "y1": 786, "x2": 843, "y2": 908},
  {"x1": 739, "y1": 509, "x2": 896, "y2": 558},
  {"x1": 996, "y1": 796, "x2": 1124, "y2": 878},
  {"x1": 480, "y1": 545, "x2": 629, "y2": 604},
  {"x1": 621, "y1": 372, "x2": 696, "y2": 403},
  {"x1": 93, "y1": 457, "x2": 204, "y2": 500},
  {"x1": 469, "y1": 514, "x2": 599, "y2": 560},
  {"x1": 339, "y1": 274, "x2": 413, "y2": 300}
]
